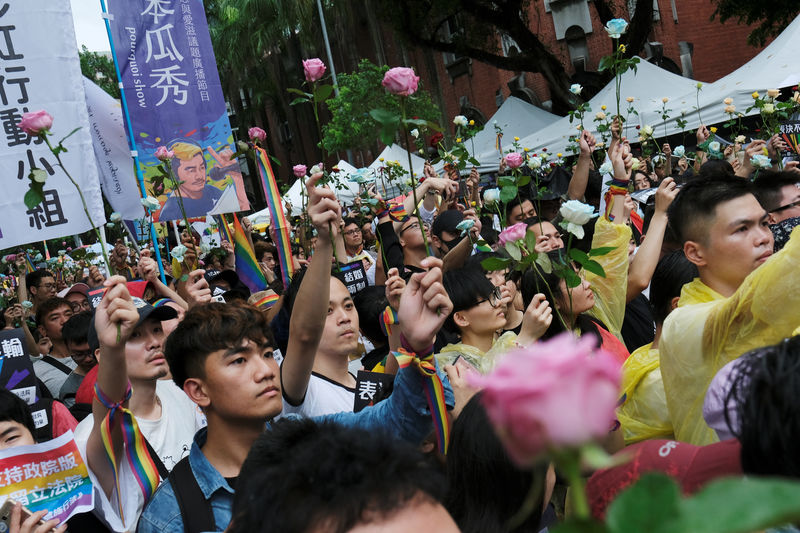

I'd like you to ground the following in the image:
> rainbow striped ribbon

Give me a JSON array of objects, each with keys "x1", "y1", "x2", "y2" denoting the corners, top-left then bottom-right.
[
  {"x1": 254, "y1": 292, "x2": 279, "y2": 309},
  {"x1": 24, "y1": 253, "x2": 35, "y2": 273},
  {"x1": 253, "y1": 146, "x2": 294, "y2": 288},
  {"x1": 388, "y1": 202, "x2": 409, "y2": 223},
  {"x1": 379, "y1": 305, "x2": 398, "y2": 337},
  {"x1": 392, "y1": 347, "x2": 450, "y2": 454},
  {"x1": 94, "y1": 383, "x2": 160, "y2": 523},
  {"x1": 231, "y1": 213, "x2": 267, "y2": 293},
  {"x1": 216, "y1": 214, "x2": 233, "y2": 244}
]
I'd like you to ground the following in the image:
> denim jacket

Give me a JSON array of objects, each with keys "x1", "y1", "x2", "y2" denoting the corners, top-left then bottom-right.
[{"x1": 137, "y1": 361, "x2": 454, "y2": 532}]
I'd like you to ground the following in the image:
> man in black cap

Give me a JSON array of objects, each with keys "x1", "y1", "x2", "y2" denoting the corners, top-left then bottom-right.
[
  {"x1": 73, "y1": 279, "x2": 206, "y2": 531},
  {"x1": 430, "y1": 209, "x2": 482, "y2": 271}
]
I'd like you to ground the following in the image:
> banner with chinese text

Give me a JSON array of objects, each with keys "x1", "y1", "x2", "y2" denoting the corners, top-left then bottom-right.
[
  {"x1": 0, "y1": 1, "x2": 106, "y2": 250},
  {"x1": 0, "y1": 431, "x2": 94, "y2": 524},
  {"x1": 106, "y1": 0, "x2": 249, "y2": 222}
]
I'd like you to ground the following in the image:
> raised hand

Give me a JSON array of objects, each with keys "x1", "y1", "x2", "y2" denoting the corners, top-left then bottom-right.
[
  {"x1": 185, "y1": 269, "x2": 212, "y2": 307},
  {"x1": 518, "y1": 293, "x2": 552, "y2": 345},
  {"x1": 306, "y1": 171, "x2": 341, "y2": 238},
  {"x1": 384, "y1": 267, "x2": 405, "y2": 311},
  {"x1": 93, "y1": 276, "x2": 139, "y2": 350},
  {"x1": 397, "y1": 257, "x2": 452, "y2": 352}
]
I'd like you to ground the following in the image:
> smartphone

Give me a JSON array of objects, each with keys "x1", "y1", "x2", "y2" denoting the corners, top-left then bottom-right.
[{"x1": 0, "y1": 498, "x2": 35, "y2": 532}]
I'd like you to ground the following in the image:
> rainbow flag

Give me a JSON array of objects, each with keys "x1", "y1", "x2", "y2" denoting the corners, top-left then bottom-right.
[
  {"x1": 224, "y1": 213, "x2": 267, "y2": 294},
  {"x1": 23, "y1": 253, "x2": 35, "y2": 273},
  {"x1": 253, "y1": 145, "x2": 294, "y2": 287},
  {"x1": 253, "y1": 292, "x2": 279, "y2": 309},
  {"x1": 216, "y1": 214, "x2": 233, "y2": 244}
]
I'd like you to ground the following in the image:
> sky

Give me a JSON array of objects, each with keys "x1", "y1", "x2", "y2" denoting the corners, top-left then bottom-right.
[{"x1": 70, "y1": 0, "x2": 110, "y2": 52}]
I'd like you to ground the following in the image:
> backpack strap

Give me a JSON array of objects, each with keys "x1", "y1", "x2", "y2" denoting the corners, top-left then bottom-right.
[
  {"x1": 167, "y1": 456, "x2": 216, "y2": 533},
  {"x1": 40, "y1": 355, "x2": 73, "y2": 374},
  {"x1": 143, "y1": 437, "x2": 168, "y2": 481}
]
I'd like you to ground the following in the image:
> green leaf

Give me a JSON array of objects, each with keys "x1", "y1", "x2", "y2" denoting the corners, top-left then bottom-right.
[
  {"x1": 286, "y1": 87, "x2": 309, "y2": 97},
  {"x1": 468, "y1": 157, "x2": 481, "y2": 166},
  {"x1": 580, "y1": 443, "x2": 631, "y2": 470},
  {"x1": 517, "y1": 174, "x2": 532, "y2": 187},
  {"x1": 403, "y1": 118, "x2": 431, "y2": 128},
  {"x1": 552, "y1": 519, "x2": 608, "y2": 533},
  {"x1": 563, "y1": 268, "x2": 582, "y2": 288},
  {"x1": 498, "y1": 176, "x2": 516, "y2": 187},
  {"x1": 535, "y1": 252, "x2": 553, "y2": 273},
  {"x1": 582, "y1": 259, "x2": 606, "y2": 278},
  {"x1": 500, "y1": 185, "x2": 517, "y2": 203},
  {"x1": 524, "y1": 228, "x2": 538, "y2": 253},
  {"x1": 24, "y1": 185, "x2": 44, "y2": 210},
  {"x1": 289, "y1": 97, "x2": 308, "y2": 106},
  {"x1": 480, "y1": 257, "x2": 511, "y2": 271},
  {"x1": 597, "y1": 56, "x2": 614, "y2": 72},
  {"x1": 314, "y1": 83, "x2": 334, "y2": 103},
  {"x1": 569, "y1": 248, "x2": 590, "y2": 265},
  {"x1": 588, "y1": 246, "x2": 615, "y2": 257},
  {"x1": 505, "y1": 242, "x2": 522, "y2": 261},
  {"x1": 606, "y1": 474, "x2": 681, "y2": 533},
  {"x1": 379, "y1": 122, "x2": 397, "y2": 146},
  {"x1": 369, "y1": 108, "x2": 401, "y2": 126}
]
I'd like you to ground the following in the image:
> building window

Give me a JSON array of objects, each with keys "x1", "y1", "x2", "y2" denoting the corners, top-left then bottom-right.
[{"x1": 565, "y1": 25, "x2": 589, "y2": 71}]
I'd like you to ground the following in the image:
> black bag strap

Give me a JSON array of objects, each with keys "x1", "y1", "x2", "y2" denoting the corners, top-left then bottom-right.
[
  {"x1": 143, "y1": 437, "x2": 168, "y2": 481},
  {"x1": 167, "y1": 455, "x2": 216, "y2": 533},
  {"x1": 40, "y1": 355, "x2": 73, "y2": 374}
]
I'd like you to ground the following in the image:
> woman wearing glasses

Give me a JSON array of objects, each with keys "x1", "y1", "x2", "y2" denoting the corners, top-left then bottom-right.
[{"x1": 436, "y1": 266, "x2": 552, "y2": 374}]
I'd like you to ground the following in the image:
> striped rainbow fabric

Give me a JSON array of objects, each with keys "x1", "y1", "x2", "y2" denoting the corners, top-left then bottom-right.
[
  {"x1": 253, "y1": 292, "x2": 279, "y2": 309},
  {"x1": 24, "y1": 253, "x2": 35, "y2": 273},
  {"x1": 253, "y1": 146, "x2": 294, "y2": 288},
  {"x1": 221, "y1": 214, "x2": 267, "y2": 294}
]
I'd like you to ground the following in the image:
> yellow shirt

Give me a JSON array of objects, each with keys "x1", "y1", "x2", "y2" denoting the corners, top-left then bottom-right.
[
  {"x1": 660, "y1": 226, "x2": 800, "y2": 445},
  {"x1": 617, "y1": 343, "x2": 673, "y2": 445},
  {"x1": 586, "y1": 217, "x2": 632, "y2": 342}
]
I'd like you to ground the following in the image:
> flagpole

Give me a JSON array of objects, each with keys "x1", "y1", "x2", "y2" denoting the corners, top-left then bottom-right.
[{"x1": 99, "y1": 0, "x2": 167, "y2": 284}]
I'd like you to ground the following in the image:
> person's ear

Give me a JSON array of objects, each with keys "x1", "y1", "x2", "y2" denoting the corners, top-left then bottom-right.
[
  {"x1": 453, "y1": 311, "x2": 470, "y2": 329},
  {"x1": 37, "y1": 324, "x2": 46, "y2": 338},
  {"x1": 766, "y1": 212, "x2": 778, "y2": 225},
  {"x1": 398, "y1": 234, "x2": 407, "y2": 247},
  {"x1": 93, "y1": 348, "x2": 101, "y2": 363},
  {"x1": 670, "y1": 295, "x2": 682, "y2": 312},
  {"x1": 430, "y1": 235, "x2": 442, "y2": 250},
  {"x1": 183, "y1": 378, "x2": 211, "y2": 409},
  {"x1": 683, "y1": 240, "x2": 707, "y2": 268}
]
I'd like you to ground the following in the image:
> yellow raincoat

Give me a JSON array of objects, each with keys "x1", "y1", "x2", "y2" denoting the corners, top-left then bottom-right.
[
  {"x1": 660, "y1": 226, "x2": 800, "y2": 445},
  {"x1": 435, "y1": 331, "x2": 519, "y2": 374},
  {"x1": 617, "y1": 343, "x2": 673, "y2": 444},
  {"x1": 585, "y1": 217, "x2": 632, "y2": 342}
]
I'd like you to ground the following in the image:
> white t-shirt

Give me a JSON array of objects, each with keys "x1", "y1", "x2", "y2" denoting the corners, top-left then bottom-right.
[
  {"x1": 73, "y1": 380, "x2": 206, "y2": 532},
  {"x1": 31, "y1": 355, "x2": 77, "y2": 397},
  {"x1": 281, "y1": 372, "x2": 356, "y2": 418}
]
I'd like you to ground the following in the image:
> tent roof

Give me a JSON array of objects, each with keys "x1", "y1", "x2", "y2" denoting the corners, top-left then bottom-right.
[
  {"x1": 281, "y1": 159, "x2": 362, "y2": 215},
  {"x1": 516, "y1": 58, "x2": 703, "y2": 156},
  {"x1": 472, "y1": 96, "x2": 560, "y2": 172}
]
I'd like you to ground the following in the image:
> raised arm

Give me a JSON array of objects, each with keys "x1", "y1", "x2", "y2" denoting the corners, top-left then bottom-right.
[
  {"x1": 281, "y1": 172, "x2": 341, "y2": 404},
  {"x1": 568, "y1": 130, "x2": 597, "y2": 200},
  {"x1": 137, "y1": 250, "x2": 189, "y2": 309},
  {"x1": 85, "y1": 276, "x2": 140, "y2": 499}
]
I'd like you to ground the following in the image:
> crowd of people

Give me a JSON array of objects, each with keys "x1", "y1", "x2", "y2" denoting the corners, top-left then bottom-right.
[{"x1": 0, "y1": 119, "x2": 799, "y2": 533}]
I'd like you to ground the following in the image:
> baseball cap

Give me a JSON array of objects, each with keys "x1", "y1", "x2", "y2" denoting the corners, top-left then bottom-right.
[
  {"x1": 87, "y1": 296, "x2": 178, "y2": 352},
  {"x1": 57, "y1": 282, "x2": 90, "y2": 299},
  {"x1": 586, "y1": 438, "x2": 741, "y2": 520},
  {"x1": 431, "y1": 209, "x2": 464, "y2": 238}
]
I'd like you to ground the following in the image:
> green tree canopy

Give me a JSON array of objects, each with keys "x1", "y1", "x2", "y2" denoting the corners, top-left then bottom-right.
[
  {"x1": 712, "y1": 0, "x2": 800, "y2": 46},
  {"x1": 322, "y1": 59, "x2": 441, "y2": 153},
  {"x1": 79, "y1": 45, "x2": 119, "y2": 99}
]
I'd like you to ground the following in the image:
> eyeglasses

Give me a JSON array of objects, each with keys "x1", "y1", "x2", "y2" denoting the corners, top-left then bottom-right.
[
  {"x1": 475, "y1": 286, "x2": 503, "y2": 308},
  {"x1": 770, "y1": 198, "x2": 800, "y2": 214},
  {"x1": 343, "y1": 229, "x2": 361, "y2": 236},
  {"x1": 399, "y1": 221, "x2": 430, "y2": 235},
  {"x1": 37, "y1": 283, "x2": 56, "y2": 290},
  {"x1": 70, "y1": 300, "x2": 92, "y2": 312}
]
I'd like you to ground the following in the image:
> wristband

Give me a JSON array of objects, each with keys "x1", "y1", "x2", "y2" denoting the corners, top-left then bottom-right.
[{"x1": 399, "y1": 333, "x2": 434, "y2": 357}]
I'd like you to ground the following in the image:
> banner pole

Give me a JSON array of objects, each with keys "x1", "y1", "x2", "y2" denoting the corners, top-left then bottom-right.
[{"x1": 98, "y1": 0, "x2": 167, "y2": 285}]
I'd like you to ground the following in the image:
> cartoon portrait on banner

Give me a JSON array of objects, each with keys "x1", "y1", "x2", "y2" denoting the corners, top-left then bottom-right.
[{"x1": 107, "y1": 0, "x2": 249, "y2": 221}]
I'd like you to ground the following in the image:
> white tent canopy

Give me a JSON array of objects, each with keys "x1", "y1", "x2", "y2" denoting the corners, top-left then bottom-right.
[
  {"x1": 516, "y1": 58, "x2": 704, "y2": 156},
  {"x1": 655, "y1": 13, "x2": 800, "y2": 138},
  {"x1": 282, "y1": 159, "x2": 362, "y2": 215},
  {"x1": 471, "y1": 96, "x2": 560, "y2": 173},
  {"x1": 367, "y1": 144, "x2": 430, "y2": 200}
]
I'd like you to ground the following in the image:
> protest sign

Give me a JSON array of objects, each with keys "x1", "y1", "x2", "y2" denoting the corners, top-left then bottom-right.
[
  {"x1": 339, "y1": 261, "x2": 367, "y2": 296},
  {"x1": 353, "y1": 370, "x2": 395, "y2": 413},
  {"x1": 0, "y1": 329, "x2": 37, "y2": 405},
  {"x1": 0, "y1": 431, "x2": 94, "y2": 524},
  {"x1": 106, "y1": 0, "x2": 249, "y2": 222},
  {"x1": 0, "y1": 0, "x2": 106, "y2": 249}
]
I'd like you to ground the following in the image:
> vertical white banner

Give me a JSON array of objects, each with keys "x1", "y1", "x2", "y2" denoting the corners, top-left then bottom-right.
[
  {"x1": 0, "y1": 0, "x2": 106, "y2": 250},
  {"x1": 83, "y1": 77, "x2": 146, "y2": 221}
]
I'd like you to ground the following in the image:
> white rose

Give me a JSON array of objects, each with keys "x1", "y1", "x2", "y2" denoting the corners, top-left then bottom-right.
[
  {"x1": 483, "y1": 188, "x2": 500, "y2": 205},
  {"x1": 595, "y1": 112, "x2": 606, "y2": 121},
  {"x1": 767, "y1": 89, "x2": 780, "y2": 98},
  {"x1": 410, "y1": 128, "x2": 419, "y2": 139},
  {"x1": 453, "y1": 115, "x2": 468, "y2": 127},
  {"x1": 527, "y1": 156, "x2": 542, "y2": 169},
  {"x1": 31, "y1": 168, "x2": 48, "y2": 183},
  {"x1": 735, "y1": 135, "x2": 746, "y2": 144},
  {"x1": 631, "y1": 158, "x2": 641, "y2": 171},
  {"x1": 641, "y1": 125, "x2": 653, "y2": 137},
  {"x1": 559, "y1": 200, "x2": 596, "y2": 239},
  {"x1": 171, "y1": 244, "x2": 187, "y2": 262},
  {"x1": 673, "y1": 145, "x2": 685, "y2": 158},
  {"x1": 709, "y1": 141, "x2": 721, "y2": 153},
  {"x1": 570, "y1": 84, "x2": 582, "y2": 95},
  {"x1": 598, "y1": 161, "x2": 613, "y2": 175},
  {"x1": 141, "y1": 196, "x2": 161, "y2": 211},
  {"x1": 762, "y1": 103, "x2": 775, "y2": 114}
]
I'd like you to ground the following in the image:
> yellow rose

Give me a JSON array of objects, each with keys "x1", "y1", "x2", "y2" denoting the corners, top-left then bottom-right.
[
  {"x1": 595, "y1": 112, "x2": 607, "y2": 120},
  {"x1": 751, "y1": 91, "x2": 759, "y2": 99},
  {"x1": 662, "y1": 97, "x2": 669, "y2": 103},
  {"x1": 626, "y1": 96, "x2": 634, "y2": 103},
  {"x1": 523, "y1": 147, "x2": 529, "y2": 152},
  {"x1": 379, "y1": 157, "x2": 384, "y2": 162},
  {"x1": 767, "y1": 89, "x2": 779, "y2": 98},
  {"x1": 601, "y1": 105, "x2": 607, "y2": 111},
  {"x1": 724, "y1": 105, "x2": 736, "y2": 114},
  {"x1": 557, "y1": 153, "x2": 563, "y2": 158},
  {"x1": 723, "y1": 97, "x2": 733, "y2": 105},
  {"x1": 469, "y1": 120, "x2": 475, "y2": 126},
  {"x1": 619, "y1": 44, "x2": 626, "y2": 53},
  {"x1": 514, "y1": 136, "x2": 520, "y2": 141},
  {"x1": 456, "y1": 137, "x2": 462, "y2": 143},
  {"x1": 710, "y1": 126, "x2": 718, "y2": 133}
]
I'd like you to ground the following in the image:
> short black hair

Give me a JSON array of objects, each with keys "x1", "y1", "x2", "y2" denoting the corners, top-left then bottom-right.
[
  {"x1": 752, "y1": 170, "x2": 800, "y2": 212},
  {"x1": 164, "y1": 302, "x2": 275, "y2": 388},
  {"x1": 229, "y1": 418, "x2": 447, "y2": 533},
  {"x1": 353, "y1": 286, "x2": 389, "y2": 346},
  {"x1": 727, "y1": 336, "x2": 800, "y2": 478},
  {"x1": 446, "y1": 394, "x2": 548, "y2": 533},
  {"x1": 342, "y1": 216, "x2": 359, "y2": 229},
  {"x1": 61, "y1": 311, "x2": 92, "y2": 348},
  {"x1": 502, "y1": 196, "x2": 532, "y2": 223},
  {"x1": 667, "y1": 174, "x2": 755, "y2": 244},
  {"x1": 0, "y1": 388, "x2": 35, "y2": 439},
  {"x1": 25, "y1": 269, "x2": 53, "y2": 290},
  {"x1": 35, "y1": 297, "x2": 72, "y2": 326},
  {"x1": 648, "y1": 251, "x2": 698, "y2": 324},
  {"x1": 442, "y1": 266, "x2": 494, "y2": 335}
]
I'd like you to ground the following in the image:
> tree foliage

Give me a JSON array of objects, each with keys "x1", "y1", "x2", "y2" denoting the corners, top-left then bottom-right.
[
  {"x1": 711, "y1": 0, "x2": 800, "y2": 46},
  {"x1": 78, "y1": 45, "x2": 119, "y2": 99},
  {"x1": 322, "y1": 60, "x2": 440, "y2": 153}
]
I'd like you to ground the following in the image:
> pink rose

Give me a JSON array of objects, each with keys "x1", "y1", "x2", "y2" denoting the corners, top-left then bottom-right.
[
  {"x1": 505, "y1": 152, "x2": 523, "y2": 169},
  {"x1": 18, "y1": 110, "x2": 53, "y2": 136},
  {"x1": 248, "y1": 127, "x2": 267, "y2": 143},
  {"x1": 382, "y1": 67, "x2": 420, "y2": 97},
  {"x1": 155, "y1": 146, "x2": 174, "y2": 162},
  {"x1": 303, "y1": 58, "x2": 327, "y2": 82},
  {"x1": 293, "y1": 164, "x2": 307, "y2": 178},
  {"x1": 497, "y1": 222, "x2": 527, "y2": 247},
  {"x1": 470, "y1": 333, "x2": 621, "y2": 466}
]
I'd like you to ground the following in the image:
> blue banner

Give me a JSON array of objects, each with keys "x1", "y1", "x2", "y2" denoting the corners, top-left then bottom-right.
[{"x1": 106, "y1": 0, "x2": 249, "y2": 221}]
